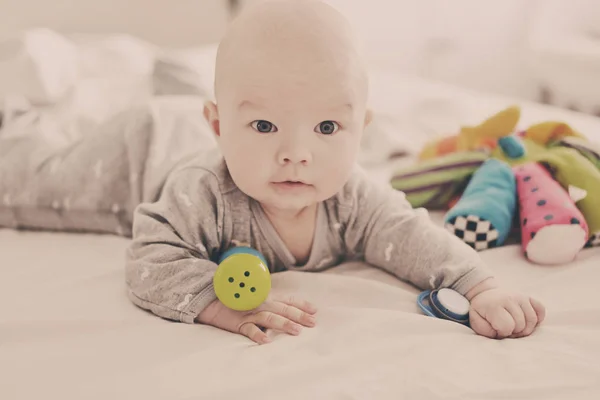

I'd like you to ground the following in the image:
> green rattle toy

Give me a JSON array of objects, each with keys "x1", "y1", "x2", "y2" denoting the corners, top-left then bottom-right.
[{"x1": 214, "y1": 246, "x2": 271, "y2": 311}]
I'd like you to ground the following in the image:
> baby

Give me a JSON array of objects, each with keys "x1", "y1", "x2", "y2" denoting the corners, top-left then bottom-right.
[{"x1": 125, "y1": 0, "x2": 545, "y2": 344}]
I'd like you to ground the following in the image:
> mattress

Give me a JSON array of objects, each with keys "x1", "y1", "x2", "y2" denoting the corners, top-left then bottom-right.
[{"x1": 2, "y1": 41, "x2": 600, "y2": 399}]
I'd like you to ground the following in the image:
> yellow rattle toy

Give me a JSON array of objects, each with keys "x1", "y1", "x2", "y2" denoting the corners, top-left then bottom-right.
[{"x1": 214, "y1": 246, "x2": 271, "y2": 311}]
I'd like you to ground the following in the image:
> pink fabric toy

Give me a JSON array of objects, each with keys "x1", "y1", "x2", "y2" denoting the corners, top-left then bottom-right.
[{"x1": 514, "y1": 162, "x2": 589, "y2": 264}]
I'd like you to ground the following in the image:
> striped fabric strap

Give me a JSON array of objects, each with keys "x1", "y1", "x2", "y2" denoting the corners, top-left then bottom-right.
[
  {"x1": 552, "y1": 136, "x2": 600, "y2": 169},
  {"x1": 390, "y1": 151, "x2": 489, "y2": 209}
]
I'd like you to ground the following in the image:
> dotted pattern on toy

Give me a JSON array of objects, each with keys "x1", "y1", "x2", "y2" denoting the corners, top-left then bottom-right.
[
  {"x1": 227, "y1": 271, "x2": 257, "y2": 298},
  {"x1": 445, "y1": 215, "x2": 499, "y2": 251},
  {"x1": 514, "y1": 163, "x2": 588, "y2": 253}
]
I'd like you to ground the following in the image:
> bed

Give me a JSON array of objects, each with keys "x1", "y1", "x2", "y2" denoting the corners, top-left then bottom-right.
[{"x1": 2, "y1": 8, "x2": 600, "y2": 400}]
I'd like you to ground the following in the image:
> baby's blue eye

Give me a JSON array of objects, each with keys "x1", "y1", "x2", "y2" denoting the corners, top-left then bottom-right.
[
  {"x1": 251, "y1": 120, "x2": 277, "y2": 133},
  {"x1": 316, "y1": 121, "x2": 339, "y2": 135}
]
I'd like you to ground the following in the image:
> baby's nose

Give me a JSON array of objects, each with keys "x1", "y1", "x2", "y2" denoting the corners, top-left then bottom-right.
[
  {"x1": 277, "y1": 143, "x2": 312, "y2": 165},
  {"x1": 279, "y1": 151, "x2": 311, "y2": 165}
]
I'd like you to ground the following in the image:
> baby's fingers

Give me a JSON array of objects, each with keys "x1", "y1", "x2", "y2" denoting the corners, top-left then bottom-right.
[
  {"x1": 511, "y1": 298, "x2": 538, "y2": 338},
  {"x1": 531, "y1": 297, "x2": 546, "y2": 324},
  {"x1": 490, "y1": 308, "x2": 516, "y2": 338},
  {"x1": 511, "y1": 297, "x2": 544, "y2": 338},
  {"x1": 470, "y1": 308, "x2": 497, "y2": 339},
  {"x1": 504, "y1": 301, "x2": 526, "y2": 335},
  {"x1": 239, "y1": 322, "x2": 271, "y2": 345},
  {"x1": 251, "y1": 311, "x2": 303, "y2": 336},
  {"x1": 280, "y1": 296, "x2": 318, "y2": 315},
  {"x1": 267, "y1": 299, "x2": 316, "y2": 327},
  {"x1": 471, "y1": 307, "x2": 515, "y2": 339}
]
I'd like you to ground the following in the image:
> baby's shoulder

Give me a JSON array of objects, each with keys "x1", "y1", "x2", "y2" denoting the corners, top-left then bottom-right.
[
  {"x1": 168, "y1": 155, "x2": 238, "y2": 196},
  {"x1": 328, "y1": 165, "x2": 390, "y2": 210}
]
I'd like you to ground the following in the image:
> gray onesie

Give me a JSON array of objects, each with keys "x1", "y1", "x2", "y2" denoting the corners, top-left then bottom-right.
[{"x1": 125, "y1": 155, "x2": 493, "y2": 323}]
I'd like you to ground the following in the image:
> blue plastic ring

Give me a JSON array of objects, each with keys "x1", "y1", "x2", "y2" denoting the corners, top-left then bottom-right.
[{"x1": 417, "y1": 289, "x2": 470, "y2": 326}]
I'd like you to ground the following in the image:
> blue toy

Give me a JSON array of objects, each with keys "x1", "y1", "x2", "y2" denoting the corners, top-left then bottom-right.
[
  {"x1": 417, "y1": 288, "x2": 471, "y2": 326},
  {"x1": 444, "y1": 158, "x2": 518, "y2": 250}
]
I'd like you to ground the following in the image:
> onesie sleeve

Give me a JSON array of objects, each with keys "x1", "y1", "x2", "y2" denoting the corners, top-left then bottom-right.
[
  {"x1": 341, "y1": 168, "x2": 494, "y2": 295},
  {"x1": 125, "y1": 166, "x2": 225, "y2": 323}
]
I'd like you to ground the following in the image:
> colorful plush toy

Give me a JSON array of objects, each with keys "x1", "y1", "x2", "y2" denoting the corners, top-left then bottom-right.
[{"x1": 391, "y1": 105, "x2": 600, "y2": 265}]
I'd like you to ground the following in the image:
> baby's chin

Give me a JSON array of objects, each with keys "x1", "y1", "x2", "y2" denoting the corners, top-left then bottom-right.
[
  {"x1": 257, "y1": 190, "x2": 319, "y2": 213},
  {"x1": 242, "y1": 185, "x2": 326, "y2": 215}
]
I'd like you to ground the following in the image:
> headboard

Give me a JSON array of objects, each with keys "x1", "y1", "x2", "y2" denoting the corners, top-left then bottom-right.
[{"x1": 1, "y1": 0, "x2": 232, "y2": 47}]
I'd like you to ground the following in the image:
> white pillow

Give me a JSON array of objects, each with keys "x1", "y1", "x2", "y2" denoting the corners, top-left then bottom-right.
[
  {"x1": 0, "y1": 28, "x2": 78, "y2": 104},
  {"x1": 153, "y1": 44, "x2": 218, "y2": 98}
]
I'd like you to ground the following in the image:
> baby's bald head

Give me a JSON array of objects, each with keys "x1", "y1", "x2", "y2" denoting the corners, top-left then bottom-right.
[
  {"x1": 205, "y1": 1, "x2": 372, "y2": 212},
  {"x1": 214, "y1": 0, "x2": 367, "y2": 104}
]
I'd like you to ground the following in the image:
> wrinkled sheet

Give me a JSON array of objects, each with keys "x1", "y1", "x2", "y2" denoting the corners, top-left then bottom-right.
[{"x1": 1, "y1": 223, "x2": 600, "y2": 400}]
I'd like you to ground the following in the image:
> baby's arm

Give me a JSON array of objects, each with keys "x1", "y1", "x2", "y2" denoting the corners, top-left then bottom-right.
[
  {"x1": 125, "y1": 167, "x2": 223, "y2": 324},
  {"x1": 125, "y1": 166, "x2": 318, "y2": 343},
  {"x1": 343, "y1": 169, "x2": 545, "y2": 338},
  {"x1": 343, "y1": 170, "x2": 494, "y2": 296}
]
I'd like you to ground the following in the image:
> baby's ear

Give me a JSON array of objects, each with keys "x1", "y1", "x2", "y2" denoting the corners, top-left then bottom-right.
[
  {"x1": 364, "y1": 108, "x2": 373, "y2": 127},
  {"x1": 203, "y1": 101, "x2": 221, "y2": 136}
]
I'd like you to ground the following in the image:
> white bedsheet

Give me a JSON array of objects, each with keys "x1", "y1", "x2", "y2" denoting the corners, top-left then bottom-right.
[
  {"x1": 2, "y1": 221, "x2": 600, "y2": 399},
  {"x1": 2, "y1": 44, "x2": 600, "y2": 400}
]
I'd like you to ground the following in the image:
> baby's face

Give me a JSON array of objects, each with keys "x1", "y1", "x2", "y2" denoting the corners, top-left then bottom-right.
[
  {"x1": 206, "y1": 0, "x2": 370, "y2": 212},
  {"x1": 214, "y1": 61, "x2": 368, "y2": 212}
]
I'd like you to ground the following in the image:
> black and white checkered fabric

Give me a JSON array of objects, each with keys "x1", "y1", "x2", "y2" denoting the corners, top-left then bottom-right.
[
  {"x1": 445, "y1": 215, "x2": 499, "y2": 251},
  {"x1": 587, "y1": 232, "x2": 600, "y2": 248}
]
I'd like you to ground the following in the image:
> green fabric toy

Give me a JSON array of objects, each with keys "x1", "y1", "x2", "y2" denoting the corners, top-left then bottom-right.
[{"x1": 552, "y1": 136, "x2": 600, "y2": 170}]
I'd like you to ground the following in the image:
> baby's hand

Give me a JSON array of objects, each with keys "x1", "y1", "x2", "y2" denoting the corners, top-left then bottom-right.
[
  {"x1": 197, "y1": 296, "x2": 317, "y2": 344},
  {"x1": 468, "y1": 287, "x2": 546, "y2": 339}
]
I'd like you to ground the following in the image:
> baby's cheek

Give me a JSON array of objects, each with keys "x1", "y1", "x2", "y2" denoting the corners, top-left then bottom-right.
[
  {"x1": 223, "y1": 148, "x2": 268, "y2": 195},
  {"x1": 316, "y1": 150, "x2": 355, "y2": 198}
]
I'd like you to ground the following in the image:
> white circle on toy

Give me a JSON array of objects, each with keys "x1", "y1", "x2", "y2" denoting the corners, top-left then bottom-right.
[
  {"x1": 437, "y1": 288, "x2": 470, "y2": 316},
  {"x1": 527, "y1": 224, "x2": 587, "y2": 265}
]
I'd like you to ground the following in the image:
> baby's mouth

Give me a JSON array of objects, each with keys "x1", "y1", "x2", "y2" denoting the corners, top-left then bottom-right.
[
  {"x1": 276, "y1": 181, "x2": 305, "y2": 185},
  {"x1": 273, "y1": 178, "x2": 308, "y2": 184},
  {"x1": 271, "y1": 180, "x2": 312, "y2": 189}
]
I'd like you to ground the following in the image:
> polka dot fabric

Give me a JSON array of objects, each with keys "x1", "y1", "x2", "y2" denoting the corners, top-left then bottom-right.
[{"x1": 514, "y1": 162, "x2": 589, "y2": 264}]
